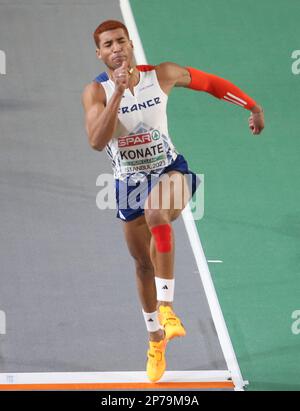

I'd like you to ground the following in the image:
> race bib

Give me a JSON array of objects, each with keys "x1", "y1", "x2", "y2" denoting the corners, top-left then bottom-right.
[{"x1": 118, "y1": 129, "x2": 168, "y2": 174}]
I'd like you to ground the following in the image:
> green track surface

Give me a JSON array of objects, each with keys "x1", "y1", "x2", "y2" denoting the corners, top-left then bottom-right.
[{"x1": 130, "y1": 0, "x2": 300, "y2": 390}]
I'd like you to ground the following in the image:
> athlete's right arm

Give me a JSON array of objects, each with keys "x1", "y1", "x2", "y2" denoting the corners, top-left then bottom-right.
[{"x1": 81, "y1": 82, "x2": 123, "y2": 151}]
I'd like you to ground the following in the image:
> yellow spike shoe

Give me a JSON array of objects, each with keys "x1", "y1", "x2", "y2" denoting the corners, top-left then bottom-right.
[
  {"x1": 158, "y1": 305, "x2": 186, "y2": 341},
  {"x1": 146, "y1": 338, "x2": 167, "y2": 383}
]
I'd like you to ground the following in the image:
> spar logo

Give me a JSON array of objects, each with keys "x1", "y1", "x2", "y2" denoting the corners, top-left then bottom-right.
[{"x1": 118, "y1": 130, "x2": 161, "y2": 148}]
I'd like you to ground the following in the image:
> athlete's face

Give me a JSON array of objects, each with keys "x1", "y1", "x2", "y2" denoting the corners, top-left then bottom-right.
[{"x1": 96, "y1": 28, "x2": 134, "y2": 70}]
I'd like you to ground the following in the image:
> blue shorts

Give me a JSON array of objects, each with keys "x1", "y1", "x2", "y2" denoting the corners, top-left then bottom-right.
[{"x1": 115, "y1": 154, "x2": 200, "y2": 222}]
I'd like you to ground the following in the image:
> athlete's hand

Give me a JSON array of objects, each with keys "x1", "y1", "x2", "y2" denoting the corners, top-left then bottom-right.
[
  {"x1": 249, "y1": 107, "x2": 264, "y2": 135},
  {"x1": 113, "y1": 60, "x2": 130, "y2": 94}
]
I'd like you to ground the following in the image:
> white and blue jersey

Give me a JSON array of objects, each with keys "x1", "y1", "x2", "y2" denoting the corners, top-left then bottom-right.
[
  {"x1": 94, "y1": 65, "x2": 178, "y2": 182},
  {"x1": 93, "y1": 65, "x2": 199, "y2": 221}
]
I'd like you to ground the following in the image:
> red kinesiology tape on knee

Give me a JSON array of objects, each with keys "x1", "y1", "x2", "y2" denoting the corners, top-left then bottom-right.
[{"x1": 151, "y1": 224, "x2": 172, "y2": 253}]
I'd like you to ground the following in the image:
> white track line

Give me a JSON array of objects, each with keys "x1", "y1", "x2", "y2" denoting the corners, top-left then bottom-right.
[
  {"x1": 207, "y1": 260, "x2": 223, "y2": 263},
  {"x1": 120, "y1": 0, "x2": 147, "y2": 64},
  {"x1": 119, "y1": 0, "x2": 247, "y2": 391},
  {"x1": 0, "y1": 370, "x2": 231, "y2": 385}
]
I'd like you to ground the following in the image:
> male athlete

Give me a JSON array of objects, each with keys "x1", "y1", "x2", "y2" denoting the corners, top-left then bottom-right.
[{"x1": 82, "y1": 20, "x2": 264, "y2": 383}]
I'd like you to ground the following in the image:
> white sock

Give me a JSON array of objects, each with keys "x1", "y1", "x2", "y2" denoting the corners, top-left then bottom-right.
[
  {"x1": 142, "y1": 310, "x2": 162, "y2": 332},
  {"x1": 155, "y1": 277, "x2": 175, "y2": 302}
]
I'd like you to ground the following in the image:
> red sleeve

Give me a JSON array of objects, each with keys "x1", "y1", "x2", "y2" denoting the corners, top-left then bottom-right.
[{"x1": 186, "y1": 67, "x2": 257, "y2": 110}]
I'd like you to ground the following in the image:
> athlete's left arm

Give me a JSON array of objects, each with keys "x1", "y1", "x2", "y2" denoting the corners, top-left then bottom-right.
[{"x1": 156, "y1": 62, "x2": 264, "y2": 135}]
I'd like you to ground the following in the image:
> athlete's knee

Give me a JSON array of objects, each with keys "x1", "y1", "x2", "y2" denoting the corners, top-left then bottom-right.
[
  {"x1": 144, "y1": 210, "x2": 173, "y2": 253},
  {"x1": 144, "y1": 208, "x2": 169, "y2": 229},
  {"x1": 128, "y1": 248, "x2": 153, "y2": 273},
  {"x1": 150, "y1": 223, "x2": 172, "y2": 253},
  {"x1": 134, "y1": 257, "x2": 154, "y2": 277},
  {"x1": 170, "y1": 208, "x2": 182, "y2": 222}
]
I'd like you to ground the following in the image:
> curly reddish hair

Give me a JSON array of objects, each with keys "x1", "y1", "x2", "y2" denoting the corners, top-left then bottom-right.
[{"x1": 93, "y1": 20, "x2": 130, "y2": 48}]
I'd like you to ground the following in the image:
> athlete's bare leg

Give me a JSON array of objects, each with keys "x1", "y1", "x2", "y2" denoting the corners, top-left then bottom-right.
[
  {"x1": 122, "y1": 171, "x2": 190, "y2": 340},
  {"x1": 122, "y1": 215, "x2": 164, "y2": 342},
  {"x1": 144, "y1": 171, "x2": 191, "y2": 310}
]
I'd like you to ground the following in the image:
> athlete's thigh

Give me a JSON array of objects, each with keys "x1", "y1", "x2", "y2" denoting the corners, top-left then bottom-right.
[
  {"x1": 122, "y1": 215, "x2": 152, "y2": 264},
  {"x1": 145, "y1": 171, "x2": 191, "y2": 221},
  {"x1": 169, "y1": 171, "x2": 191, "y2": 221}
]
